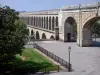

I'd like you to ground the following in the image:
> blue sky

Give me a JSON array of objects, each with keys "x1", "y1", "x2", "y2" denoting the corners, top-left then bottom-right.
[{"x1": 0, "y1": 0, "x2": 100, "y2": 11}]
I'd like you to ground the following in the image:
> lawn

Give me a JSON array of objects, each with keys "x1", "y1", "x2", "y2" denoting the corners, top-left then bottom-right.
[
  {"x1": 16, "y1": 48, "x2": 60, "y2": 72},
  {"x1": 22, "y1": 48, "x2": 53, "y2": 63}
]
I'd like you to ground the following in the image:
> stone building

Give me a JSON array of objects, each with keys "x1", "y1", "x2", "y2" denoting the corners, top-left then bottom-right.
[{"x1": 19, "y1": 2, "x2": 100, "y2": 47}]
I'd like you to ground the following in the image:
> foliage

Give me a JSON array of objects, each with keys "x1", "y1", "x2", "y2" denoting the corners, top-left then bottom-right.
[
  {"x1": 92, "y1": 21, "x2": 100, "y2": 36},
  {"x1": 74, "y1": 23, "x2": 77, "y2": 33},
  {"x1": 0, "y1": 5, "x2": 28, "y2": 74},
  {"x1": 0, "y1": 58, "x2": 51, "y2": 74},
  {"x1": 12, "y1": 59, "x2": 51, "y2": 74}
]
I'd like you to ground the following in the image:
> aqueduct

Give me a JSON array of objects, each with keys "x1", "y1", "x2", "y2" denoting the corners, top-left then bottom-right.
[{"x1": 19, "y1": 2, "x2": 100, "y2": 47}]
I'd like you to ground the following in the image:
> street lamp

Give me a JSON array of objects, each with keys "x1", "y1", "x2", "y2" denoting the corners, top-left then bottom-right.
[{"x1": 68, "y1": 46, "x2": 71, "y2": 72}]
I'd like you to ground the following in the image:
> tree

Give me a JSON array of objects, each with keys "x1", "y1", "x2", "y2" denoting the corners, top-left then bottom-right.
[
  {"x1": 74, "y1": 23, "x2": 77, "y2": 34},
  {"x1": 0, "y1": 5, "x2": 28, "y2": 73},
  {"x1": 92, "y1": 20, "x2": 100, "y2": 37}
]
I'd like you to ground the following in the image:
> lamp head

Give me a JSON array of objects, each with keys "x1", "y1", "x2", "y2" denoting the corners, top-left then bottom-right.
[{"x1": 68, "y1": 46, "x2": 71, "y2": 51}]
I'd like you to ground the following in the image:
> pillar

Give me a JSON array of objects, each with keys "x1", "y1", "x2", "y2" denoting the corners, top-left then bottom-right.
[{"x1": 55, "y1": 27, "x2": 59, "y2": 40}]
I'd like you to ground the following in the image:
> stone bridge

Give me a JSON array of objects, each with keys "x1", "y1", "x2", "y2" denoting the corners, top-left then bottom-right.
[{"x1": 19, "y1": 2, "x2": 100, "y2": 47}]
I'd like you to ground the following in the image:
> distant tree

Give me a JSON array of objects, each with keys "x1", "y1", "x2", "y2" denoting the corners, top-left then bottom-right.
[
  {"x1": 0, "y1": 5, "x2": 28, "y2": 73},
  {"x1": 92, "y1": 21, "x2": 100, "y2": 36},
  {"x1": 74, "y1": 23, "x2": 77, "y2": 34}
]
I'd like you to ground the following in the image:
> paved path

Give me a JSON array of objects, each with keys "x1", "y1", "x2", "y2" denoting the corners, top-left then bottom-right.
[{"x1": 35, "y1": 39, "x2": 100, "y2": 75}]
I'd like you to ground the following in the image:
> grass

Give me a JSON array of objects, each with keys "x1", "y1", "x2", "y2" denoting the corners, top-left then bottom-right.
[
  {"x1": 16, "y1": 48, "x2": 61, "y2": 72},
  {"x1": 22, "y1": 48, "x2": 53, "y2": 63}
]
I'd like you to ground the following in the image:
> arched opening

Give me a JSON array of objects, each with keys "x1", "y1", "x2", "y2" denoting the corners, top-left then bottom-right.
[
  {"x1": 30, "y1": 30, "x2": 34, "y2": 41},
  {"x1": 46, "y1": 17, "x2": 48, "y2": 29},
  {"x1": 31, "y1": 17, "x2": 33, "y2": 26},
  {"x1": 32, "y1": 17, "x2": 34, "y2": 26},
  {"x1": 49, "y1": 17, "x2": 51, "y2": 30},
  {"x1": 50, "y1": 35, "x2": 55, "y2": 40},
  {"x1": 42, "y1": 33, "x2": 46, "y2": 39},
  {"x1": 34, "y1": 17, "x2": 35, "y2": 26},
  {"x1": 64, "y1": 17, "x2": 77, "y2": 42},
  {"x1": 82, "y1": 17, "x2": 100, "y2": 46},
  {"x1": 27, "y1": 17, "x2": 29, "y2": 25},
  {"x1": 52, "y1": 17, "x2": 55, "y2": 31},
  {"x1": 67, "y1": 33, "x2": 71, "y2": 42},
  {"x1": 31, "y1": 30, "x2": 34, "y2": 36},
  {"x1": 35, "y1": 17, "x2": 37, "y2": 27},
  {"x1": 39, "y1": 17, "x2": 41, "y2": 27},
  {"x1": 44, "y1": 17, "x2": 45, "y2": 29},
  {"x1": 56, "y1": 17, "x2": 58, "y2": 27},
  {"x1": 37, "y1": 17, "x2": 39, "y2": 27},
  {"x1": 42, "y1": 17, "x2": 43, "y2": 28},
  {"x1": 36, "y1": 31, "x2": 40, "y2": 39},
  {"x1": 40, "y1": 17, "x2": 42, "y2": 28}
]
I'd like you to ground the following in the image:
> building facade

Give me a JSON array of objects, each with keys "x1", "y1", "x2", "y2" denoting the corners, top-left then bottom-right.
[{"x1": 19, "y1": 2, "x2": 100, "y2": 47}]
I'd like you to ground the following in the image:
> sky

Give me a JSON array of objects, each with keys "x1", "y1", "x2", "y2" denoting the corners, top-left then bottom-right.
[{"x1": 0, "y1": 0, "x2": 100, "y2": 12}]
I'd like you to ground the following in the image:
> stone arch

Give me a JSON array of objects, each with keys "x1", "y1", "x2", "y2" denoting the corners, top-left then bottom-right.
[
  {"x1": 52, "y1": 17, "x2": 55, "y2": 31},
  {"x1": 49, "y1": 17, "x2": 51, "y2": 30},
  {"x1": 50, "y1": 35, "x2": 55, "y2": 40},
  {"x1": 81, "y1": 17, "x2": 100, "y2": 46},
  {"x1": 64, "y1": 17, "x2": 77, "y2": 42},
  {"x1": 42, "y1": 33, "x2": 46, "y2": 39},
  {"x1": 36, "y1": 31, "x2": 40, "y2": 39}
]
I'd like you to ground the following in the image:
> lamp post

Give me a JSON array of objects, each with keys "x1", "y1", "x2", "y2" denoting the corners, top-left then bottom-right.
[{"x1": 68, "y1": 46, "x2": 71, "y2": 72}]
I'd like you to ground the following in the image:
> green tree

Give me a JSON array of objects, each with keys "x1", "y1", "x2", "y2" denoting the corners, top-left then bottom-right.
[
  {"x1": 92, "y1": 21, "x2": 100, "y2": 36},
  {"x1": 74, "y1": 23, "x2": 77, "y2": 34},
  {"x1": 0, "y1": 5, "x2": 28, "y2": 73}
]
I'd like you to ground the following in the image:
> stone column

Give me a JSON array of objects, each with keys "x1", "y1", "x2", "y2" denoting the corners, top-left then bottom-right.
[
  {"x1": 55, "y1": 27, "x2": 59, "y2": 40},
  {"x1": 77, "y1": 4, "x2": 82, "y2": 46},
  {"x1": 45, "y1": 17, "x2": 47, "y2": 29},
  {"x1": 81, "y1": 29, "x2": 92, "y2": 46}
]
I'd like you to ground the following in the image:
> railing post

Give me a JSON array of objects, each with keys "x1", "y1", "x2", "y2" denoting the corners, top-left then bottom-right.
[{"x1": 58, "y1": 65, "x2": 60, "y2": 72}]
